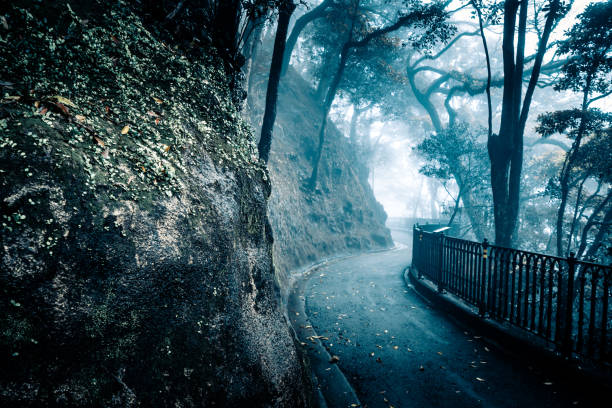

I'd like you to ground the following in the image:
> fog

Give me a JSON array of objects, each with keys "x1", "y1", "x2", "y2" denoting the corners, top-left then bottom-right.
[{"x1": 282, "y1": 0, "x2": 611, "y2": 258}]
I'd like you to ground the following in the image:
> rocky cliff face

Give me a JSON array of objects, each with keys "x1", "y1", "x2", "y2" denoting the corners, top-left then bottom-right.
[
  {"x1": 248, "y1": 51, "x2": 393, "y2": 286},
  {"x1": 0, "y1": 1, "x2": 310, "y2": 406}
]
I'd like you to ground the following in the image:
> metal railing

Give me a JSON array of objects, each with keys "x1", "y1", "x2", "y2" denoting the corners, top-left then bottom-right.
[{"x1": 412, "y1": 226, "x2": 612, "y2": 363}]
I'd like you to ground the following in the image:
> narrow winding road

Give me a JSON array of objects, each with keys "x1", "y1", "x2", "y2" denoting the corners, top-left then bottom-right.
[{"x1": 292, "y1": 229, "x2": 605, "y2": 407}]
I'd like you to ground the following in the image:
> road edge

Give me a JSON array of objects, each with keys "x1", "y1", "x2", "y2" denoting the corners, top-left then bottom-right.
[{"x1": 287, "y1": 261, "x2": 362, "y2": 408}]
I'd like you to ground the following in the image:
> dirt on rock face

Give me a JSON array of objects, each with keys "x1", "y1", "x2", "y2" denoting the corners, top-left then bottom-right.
[{"x1": 0, "y1": 1, "x2": 311, "y2": 406}]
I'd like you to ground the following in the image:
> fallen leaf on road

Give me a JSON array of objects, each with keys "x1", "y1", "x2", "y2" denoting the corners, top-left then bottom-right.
[
  {"x1": 544, "y1": 382, "x2": 553, "y2": 386},
  {"x1": 419, "y1": 365, "x2": 424, "y2": 371},
  {"x1": 393, "y1": 346, "x2": 399, "y2": 350},
  {"x1": 370, "y1": 352, "x2": 375, "y2": 357},
  {"x1": 475, "y1": 377, "x2": 485, "y2": 382},
  {"x1": 121, "y1": 125, "x2": 130, "y2": 134},
  {"x1": 329, "y1": 355, "x2": 339, "y2": 364},
  {"x1": 437, "y1": 351, "x2": 443, "y2": 356}
]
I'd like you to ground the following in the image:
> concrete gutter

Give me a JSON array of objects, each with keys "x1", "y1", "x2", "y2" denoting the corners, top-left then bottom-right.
[
  {"x1": 404, "y1": 266, "x2": 612, "y2": 393},
  {"x1": 288, "y1": 266, "x2": 361, "y2": 408}
]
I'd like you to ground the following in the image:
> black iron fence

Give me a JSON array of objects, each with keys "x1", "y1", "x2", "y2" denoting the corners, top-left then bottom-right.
[{"x1": 412, "y1": 226, "x2": 612, "y2": 363}]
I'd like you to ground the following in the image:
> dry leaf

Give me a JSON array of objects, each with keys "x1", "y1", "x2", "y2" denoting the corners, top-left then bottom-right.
[
  {"x1": 147, "y1": 110, "x2": 159, "y2": 117},
  {"x1": 163, "y1": 144, "x2": 171, "y2": 152},
  {"x1": 141, "y1": 166, "x2": 146, "y2": 172},
  {"x1": 153, "y1": 97, "x2": 163, "y2": 104},
  {"x1": 52, "y1": 95, "x2": 76, "y2": 107},
  {"x1": 34, "y1": 101, "x2": 40, "y2": 108},
  {"x1": 437, "y1": 351, "x2": 443, "y2": 356},
  {"x1": 155, "y1": 117, "x2": 161, "y2": 125},
  {"x1": 329, "y1": 355, "x2": 339, "y2": 364},
  {"x1": 393, "y1": 346, "x2": 399, "y2": 350},
  {"x1": 121, "y1": 125, "x2": 130, "y2": 134},
  {"x1": 475, "y1": 377, "x2": 485, "y2": 382},
  {"x1": 94, "y1": 136, "x2": 105, "y2": 147},
  {"x1": 40, "y1": 107, "x2": 48, "y2": 115},
  {"x1": 484, "y1": 347, "x2": 490, "y2": 352},
  {"x1": 75, "y1": 114, "x2": 86, "y2": 122},
  {"x1": 111, "y1": 35, "x2": 119, "y2": 43},
  {"x1": 105, "y1": 106, "x2": 110, "y2": 114},
  {"x1": 0, "y1": 16, "x2": 9, "y2": 30}
]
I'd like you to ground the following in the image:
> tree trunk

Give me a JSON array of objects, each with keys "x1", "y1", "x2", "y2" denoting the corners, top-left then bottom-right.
[
  {"x1": 245, "y1": 12, "x2": 267, "y2": 104},
  {"x1": 258, "y1": 1, "x2": 296, "y2": 163},
  {"x1": 489, "y1": 0, "x2": 559, "y2": 247},
  {"x1": 281, "y1": 0, "x2": 334, "y2": 76},
  {"x1": 556, "y1": 76, "x2": 592, "y2": 256},
  {"x1": 212, "y1": 0, "x2": 242, "y2": 64},
  {"x1": 349, "y1": 106, "x2": 363, "y2": 144},
  {"x1": 307, "y1": 41, "x2": 351, "y2": 189},
  {"x1": 471, "y1": 0, "x2": 492, "y2": 140}
]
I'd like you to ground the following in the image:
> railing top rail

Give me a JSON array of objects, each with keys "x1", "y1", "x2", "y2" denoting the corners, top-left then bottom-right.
[{"x1": 414, "y1": 226, "x2": 612, "y2": 272}]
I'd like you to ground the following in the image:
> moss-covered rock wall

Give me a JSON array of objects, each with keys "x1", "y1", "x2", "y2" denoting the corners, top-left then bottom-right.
[{"x1": 0, "y1": 1, "x2": 310, "y2": 405}]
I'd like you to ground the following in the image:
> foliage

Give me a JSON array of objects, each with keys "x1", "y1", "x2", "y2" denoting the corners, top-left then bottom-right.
[
  {"x1": 416, "y1": 123, "x2": 492, "y2": 238},
  {"x1": 554, "y1": 0, "x2": 612, "y2": 96}
]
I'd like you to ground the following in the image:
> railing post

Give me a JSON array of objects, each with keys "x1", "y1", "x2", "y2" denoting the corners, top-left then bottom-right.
[
  {"x1": 563, "y1": 252, "x2": 576, "y2": 358},
  {"x1": 417, "y1": 226, "x2": 423, "y2": 279},
  {"x1": 479, "y1": 238, "x2": 489, "y2": 317},
  {"x1": 437, "y1": 232, "x2": 445, "y2": 293}
]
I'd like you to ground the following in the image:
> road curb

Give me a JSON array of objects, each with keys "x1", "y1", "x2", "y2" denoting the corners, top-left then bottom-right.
[
  {"x1": 404, "y1": 266, "x2": 612, "y2": 393},
  {"x1": 288, "y1": 263, "x2": 362, "y2": 408}
]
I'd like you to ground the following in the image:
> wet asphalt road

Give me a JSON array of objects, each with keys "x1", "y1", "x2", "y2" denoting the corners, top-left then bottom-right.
[{"x1": 302, "y1": 229, "x2": 603, "y2": 408}]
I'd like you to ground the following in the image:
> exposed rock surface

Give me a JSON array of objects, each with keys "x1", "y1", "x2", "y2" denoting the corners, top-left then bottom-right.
[
  {"x1": 0, "y1": 1, "x2": 310, "y2": 406},
  {"x1": 248, "y1": 50, "x2": 393, "y2": 286}
]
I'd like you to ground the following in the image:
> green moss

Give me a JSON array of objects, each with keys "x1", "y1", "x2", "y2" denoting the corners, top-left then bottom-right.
[{"x1": 0, "y1": 0, "x2": 267, "y2": 211}]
